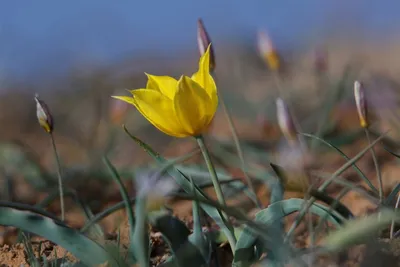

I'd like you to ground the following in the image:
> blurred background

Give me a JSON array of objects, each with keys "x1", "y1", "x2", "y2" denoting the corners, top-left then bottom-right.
[
  {"x1": 1, "y1": 0, "x2": 400, "y2": 242},
  {"x1": 2, "y1": 1, "x2": 400, "y2": 84},
  {"x1": 2, "y1": 1, "x2": 400, "y2": 265}
]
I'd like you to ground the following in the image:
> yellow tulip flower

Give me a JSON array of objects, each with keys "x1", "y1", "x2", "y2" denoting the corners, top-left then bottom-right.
[{"x1": 112, "y1": 45, "x2": 218, "y2": 137}]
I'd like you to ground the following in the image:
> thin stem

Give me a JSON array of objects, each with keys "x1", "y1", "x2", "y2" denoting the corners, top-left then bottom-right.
[
  {"x1": 220, "y1": 95, "x2": 262, "y2": 208},
  {"x1": 311, "y1": 74, "x2": 335, "y2": 151},
  {"x1": 285, "y1": 133, "x2": 386, "y2": 242},
  {"x1": 196, "y1": 135, "x2": 236, "y2": 250},
  {"x1": 213, "y1": 74, "x2": 261, "y2": 208},
  {"x1": 314, "y1": 188, "x2": 350, "y2": 237},
  {"x1": 365, "y1": 128, "x2": 383, "y2": 202},
  {"x1": 390, "y1": 193, "x2": 400, "y2": 239},
  {"x1": 50, "y1": 133, "x2": 65, "y2": 221},
  {"x1": 197, "y1": 136, "x2": 226, "y2": 205}
]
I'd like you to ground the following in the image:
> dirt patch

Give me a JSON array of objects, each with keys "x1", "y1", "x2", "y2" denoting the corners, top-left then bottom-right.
[{"x1": 0, "y1": 240, "x2": 76, "y2": 266}]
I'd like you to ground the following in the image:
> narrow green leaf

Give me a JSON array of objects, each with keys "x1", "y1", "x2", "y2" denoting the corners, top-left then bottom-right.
[
  {"x1": 150, "y1": 212, "x2": 208, "y2": 267},
  {"x1": 36, "y1": 188, "x2": 104, "y2": 238},
  {"x1": 383, "y1": 146, "x2": 400, "y2": 159},
  {"x1": 233, "y1": 198, "x2": 345, "y2": 265},
  {"x1": 132, "y1": 196, "x2": 150, "y2": 267},
  {"x1": 103, "y1": 157, "x2": 136, "y2": 263},
  {"x1": 123, "y1": 126, "x2": 236, "y2": 253},
  {"x1": 286, "y1": 132, "x2": 388, "y2": 241},
  {"x1": 176, "y1": 164, "x2": 251, "y2": 200},
  {"x1": 80, "y1": 197, "x2": 135, "y2": 234},
  {"x1": 0, "y1": 203, "x2": 120, "y2": 266},
  {"x1": 385, "y1": 183, "x2": 400, "y2": 206},
  {"x1": 309, "y1": 189, "x2": 354, "y2": 219},
  {"x1": 323, "y1": 210, "x2": 400, "y2": 252},
  {"x1": 190, "y1": 174, "x2": 211, "y2": 263}
]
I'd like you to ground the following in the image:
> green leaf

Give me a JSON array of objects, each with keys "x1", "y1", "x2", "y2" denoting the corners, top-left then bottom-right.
[
  {"x1": 150, "y1": 212, "x2": 209, "y2": 267},
  {"x1": 233, "y1": 198, "x2": 345, "y2": 265},
  {"x1": 80, "y1": 197, "x2": 135, "y2": 234},
  {"x1": 175, "y1": 164, "x2": 250, "y2": 199},
  {"x1": 0, "y1": 202, "x2": 120, "y2": 266},
  {"x1": 323, "y1": 210, "x2": 400, "y2": 252},
  {"x1": 383, "y1": 146, "x2": 400, "y2": 160},
  {"x1": 123, "y1": 126, "x2": 237, "y2": 253},
  {"x1": 132, "y1": 196, "x2": 150, "y2": 267},
  {"x1": 149, "y1": 212, "x2": 191, "y2": 251},
  {"x1": 309, "y1": 189, "x2": 354, "y2": 219},
  {"x1": 385, "y1": 183, "x2": 400, "y2": 205},
  {"x1": 286, "y1": 132, "x2": 388, "y2": 241},
  {"x1": 103, "y1": 157, "x2": 136, "y2": 263},
  {"x1": 158, "y1": 240, "x2": 208, "y2": 267},
  {"x1": 190, "y1": 174, "x2": 211, "y2": 263},
  {"x1": 36, "y1": 188, "x2": 104, "y2": 238}
]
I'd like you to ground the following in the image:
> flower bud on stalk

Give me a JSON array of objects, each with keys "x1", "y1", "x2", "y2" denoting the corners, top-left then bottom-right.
[
  {"x1": 276, "y1": 97, "x2": 297, "y2": 143},
  {"x1": 197, "y1": 18, "x2": 216, "y2": 72},
  {"x1": 354, "y1": 81, "x2": 369, "y2": 128},
  {"x1": 35, "y1": 94, "x2": 53, "y2": 134},
  {"x1": 257, "y1": 30, "x2": 280, "y2": 71}
]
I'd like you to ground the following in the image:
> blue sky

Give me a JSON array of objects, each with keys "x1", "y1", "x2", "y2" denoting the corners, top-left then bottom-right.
[{"x1": 1, "y1": 1, "x2": 399, "y2": 79}]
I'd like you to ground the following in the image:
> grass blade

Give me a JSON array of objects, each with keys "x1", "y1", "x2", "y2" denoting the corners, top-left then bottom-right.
[{"x1": 103, "y1": 156, "x2": 136, "y2": 263}]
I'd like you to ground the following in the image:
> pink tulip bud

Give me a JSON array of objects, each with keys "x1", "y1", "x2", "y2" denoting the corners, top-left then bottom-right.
[
  {"x1": 197, "y1": 18, "x2": 215, "y2": 72},
  {"x1": 354, "y1": 81, "x2": 368, "y2": 128},
  {"x1": 257, "y1": 30, "x2": 280, "y2": 71},
  {"x1": 276, "y1": 98, "x2": 297, "y2": 142},
  {"x1": 34, "y1": 94, "x2": 54, "y2": 134}
]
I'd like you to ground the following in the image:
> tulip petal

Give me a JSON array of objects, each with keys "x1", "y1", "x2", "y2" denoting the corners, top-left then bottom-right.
[
  {"x1": 174, "y1": 76, "x2": 214, "y2": 136},
  {"x1": 112, "y1": 90, "x2": 186, "y2": 137},
  {"x1": 111, "y1": 95, "x2": 136, "y2": 106},
  {"x1": 144, "y1": 73, "x2": 177, "y2": 100},
  {"x1": 191, "y1": 45, "x2": 218, "y2": 111}
]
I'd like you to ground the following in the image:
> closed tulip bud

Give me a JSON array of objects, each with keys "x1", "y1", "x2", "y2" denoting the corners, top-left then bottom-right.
[
  {"x1": 197, "y1": 18, "x2": 215, "y2": 72},
  {"x1": 354, "y1": 81, "x2": 368, "y2": 128},
  {"x1": 257, "y1": 30, "x2": 280, "y2": 71},
  {"x1": 34, "y1": 94, "x2": 53, "y2": 134},
  {"x1": 276, "y1": 98, "x2": 297, "y2": 142}
]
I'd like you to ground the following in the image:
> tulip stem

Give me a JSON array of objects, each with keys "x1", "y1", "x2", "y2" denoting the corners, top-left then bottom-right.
[
  {"x1": 196, "y1": 136, "x2": 226, "y2": 205},
  {"x1": 365, "y1": 128, "x2": 383, "y2": 202},
  {"x1": 196, "y1": 135, "x2": 236, "y2": 250},
  {"x1": 50, "y1": 133, "x2": 65, "y2": 221}
]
